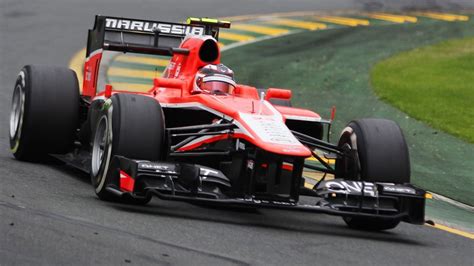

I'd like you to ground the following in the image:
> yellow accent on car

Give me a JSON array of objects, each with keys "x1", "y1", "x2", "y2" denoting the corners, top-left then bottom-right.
[
  {"x1": 202, "y1": 18, "x2": 218, "y2": 23},
  {"x1": 187, "y1": 17, "x2": 231, "y2": 28}
]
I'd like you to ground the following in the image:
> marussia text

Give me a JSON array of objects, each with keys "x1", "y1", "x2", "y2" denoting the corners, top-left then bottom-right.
[{"x1": 105, "y1": 18, "x2": 204, "y2": 35}]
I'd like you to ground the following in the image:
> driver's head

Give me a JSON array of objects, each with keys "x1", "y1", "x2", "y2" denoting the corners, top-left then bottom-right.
[{"x1": 194, "y1": 64, "x2": 236, "y2": 94}]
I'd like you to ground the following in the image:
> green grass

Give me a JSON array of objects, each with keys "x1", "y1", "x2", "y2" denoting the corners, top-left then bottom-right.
[{"x1": 371, "y1": 37, "x2": 474, "y2": 143}]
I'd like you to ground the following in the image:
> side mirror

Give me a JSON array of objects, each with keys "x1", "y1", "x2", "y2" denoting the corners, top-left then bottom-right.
[
  {"x1": 265, "y1": 88, "x2": 292, "y2": 101},
  {"x1": 233, "y1": 85, "x2": 259, "y2": 99}
]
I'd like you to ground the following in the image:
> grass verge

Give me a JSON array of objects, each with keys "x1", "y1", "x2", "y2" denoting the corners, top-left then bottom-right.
[{"x1": 372, "y1": 37, "x2": 474, "y2": 143}]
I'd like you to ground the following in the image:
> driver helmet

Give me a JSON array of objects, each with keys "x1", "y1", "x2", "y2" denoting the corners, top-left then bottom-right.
[{"x1": 193, "y1": 64, "x2": 236, "y2": 94}]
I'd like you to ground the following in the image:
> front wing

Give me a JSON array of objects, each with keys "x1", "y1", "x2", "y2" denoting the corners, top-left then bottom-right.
[{"x1": 105, "y1": 156, "x2": 425, "y2": 224}]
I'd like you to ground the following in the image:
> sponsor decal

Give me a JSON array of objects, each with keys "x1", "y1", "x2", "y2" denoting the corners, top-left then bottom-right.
[
  {"x1": 239, "y1": 113, "x2": 300, "y2": 145},
  {"x1": 173, "y1": 63, "x2": 182, "y2": 78},
  {"x1": 85, "y1": 70, "x2": 92, "y2": 82},
  {"x1": 247, "y1": 160, "x2": 254, "y2": 170},
  {"x1": 138, "y1": 163, "x2": 179, "y2": 175},
  {"x1": 238, "y1": 198, "x2": 295, "y2": 206},
  {"x1": 199, "y1": 167, "x2": 219, "y2": 176},
  {"x1": 105, "y1": 18, "x2": 205, "y2": 35},
  {"x1": 238, "y1": 141, "x2": 245, "y2": 151},
  {"x1": 285, "y1": 115, "x2": 321, "y2": 122},
  {"x1": 139, "y1": 163, "x2": 170, "y2": 170},
  {"x1": 324, "y1": 180, "x2": 376, "y2": 197},
  {"x1": 383, "y1": 185, "x2": 416, "y2": 195}
]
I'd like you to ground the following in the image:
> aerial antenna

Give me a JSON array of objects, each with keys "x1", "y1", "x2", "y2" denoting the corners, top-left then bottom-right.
[{"x1": 258, "y1": 91, "x2": 265, "y2": 115}]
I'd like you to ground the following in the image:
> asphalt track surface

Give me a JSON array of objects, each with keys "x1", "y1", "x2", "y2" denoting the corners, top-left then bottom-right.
[{"x1": 1, "y1": 0, "x2": 474, "y2": 265}]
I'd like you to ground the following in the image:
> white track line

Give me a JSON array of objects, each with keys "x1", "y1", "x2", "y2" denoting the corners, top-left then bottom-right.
[{"x1": 428, "y1": 191, "x2": 474, "y2": 212}]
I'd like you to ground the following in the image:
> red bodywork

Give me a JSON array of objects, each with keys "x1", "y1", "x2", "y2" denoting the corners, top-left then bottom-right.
[{"x1": 82, "y1": 35, "x2": 322, "y2": 158}]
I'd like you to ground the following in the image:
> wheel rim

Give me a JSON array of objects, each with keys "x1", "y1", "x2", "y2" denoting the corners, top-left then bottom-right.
[
  {"x1": 92, "y1": 116, "x2": 108, "y2": 177},
  {"x1": 336, "y1": 127, "x2": 362, "y2": 180},
  {"x1": 10, "y1": 85, "x2": 24, "y2": 139}
]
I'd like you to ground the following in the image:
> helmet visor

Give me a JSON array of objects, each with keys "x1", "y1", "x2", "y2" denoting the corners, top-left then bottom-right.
[{"x1": 201, "y1": 81, "x2": 235, "y2": 94}]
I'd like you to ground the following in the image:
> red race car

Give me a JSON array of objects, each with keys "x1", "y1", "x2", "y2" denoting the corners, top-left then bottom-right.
[{"x1": 9, "y1": 16, "x2": 425, "y2": 230}]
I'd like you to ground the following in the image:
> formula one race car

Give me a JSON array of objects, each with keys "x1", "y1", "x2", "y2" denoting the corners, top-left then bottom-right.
[{"x1": 9, "y1": 15, "x2": 426, "y2": 230}]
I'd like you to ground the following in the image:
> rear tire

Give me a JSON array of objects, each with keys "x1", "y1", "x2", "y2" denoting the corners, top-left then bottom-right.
[
  {"x1": 90, "y1": 94, "x2": 165, "y2": 204},
  {"x1": 336, "y1": 118, "x2": 410, "y2": 231},
  {"x1": 9, "y1": 65, "x2": 79, "y2": 161}
]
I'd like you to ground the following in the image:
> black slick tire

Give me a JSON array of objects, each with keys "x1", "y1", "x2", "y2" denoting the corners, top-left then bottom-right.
[
  {"x1": 90, "y1": 93, "x2": 165, "y2": 204},
  {"x1": 9, "y1": 65, "x2": 79, "y2": 161}
]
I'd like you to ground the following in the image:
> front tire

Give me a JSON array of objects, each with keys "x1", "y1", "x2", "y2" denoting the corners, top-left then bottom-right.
[
  {"x1": 91, "y1": 94, "x2": 165, "y2": 204},
  {"x1": 9, "y1": 65, "x2": 79, "y2": 161},
  {"x1": 335, "y1": 118, "x2": 410, "y2": 183},
  {"x1": 336, "y1": 118, "x2": 410, "y2": 231}
]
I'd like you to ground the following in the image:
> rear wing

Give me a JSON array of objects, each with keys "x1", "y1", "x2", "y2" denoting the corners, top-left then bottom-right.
[{"x1": 86, "y1": 15, "x2": 230, "y2": 58}]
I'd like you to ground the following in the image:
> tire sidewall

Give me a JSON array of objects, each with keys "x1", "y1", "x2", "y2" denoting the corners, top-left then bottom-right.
[
  {"x1": 10, "y1": 69, "x2": 28, "y2": 156},
  {"x1": 91, "y1": 99, "x2": 114, "y2": 195},
  {"x1": 336, "y1": 125, "x2": 362, "y2": 180},
  {"x1": 344, "y1": 121, "x2": 366, "y2": 179}
]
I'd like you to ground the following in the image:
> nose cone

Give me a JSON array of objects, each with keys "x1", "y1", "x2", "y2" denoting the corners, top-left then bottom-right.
[
  {"x1": 196, "y1": 94, "x2": 312, "y2": 158},
  {"x1": 238, "y1": 112, "x2": 312, "y2": 157}
]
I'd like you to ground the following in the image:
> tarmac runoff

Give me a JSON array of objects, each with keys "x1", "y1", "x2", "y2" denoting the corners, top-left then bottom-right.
[{"x1": 69, "y1": 11, "x2": 473, "y2": 239}]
